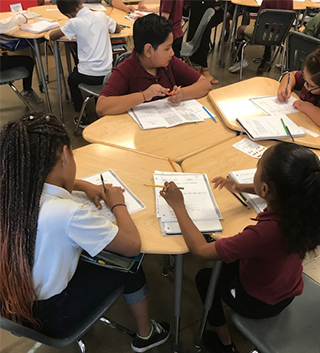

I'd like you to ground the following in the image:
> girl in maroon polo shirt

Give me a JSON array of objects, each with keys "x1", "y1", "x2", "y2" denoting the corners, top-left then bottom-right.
[
  {"x1": 278, "y1": 48, "x2": 320, "y2": 128},
  {"x1": 160, "y1": 142, "x2": 320, "y2": 353}
]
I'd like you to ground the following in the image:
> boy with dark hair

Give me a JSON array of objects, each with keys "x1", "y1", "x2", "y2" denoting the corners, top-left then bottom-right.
[
  {"x1": 97, "y1": 14, "x2": 212, "y2": 116},
  {"x1": 50, "y1": 0, "x2": 120, "y2": 126}
]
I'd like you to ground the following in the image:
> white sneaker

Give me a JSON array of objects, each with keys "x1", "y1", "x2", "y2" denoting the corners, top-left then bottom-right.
[{"x1": 228, "y1": 59, "x2": 249, "y2": 74}]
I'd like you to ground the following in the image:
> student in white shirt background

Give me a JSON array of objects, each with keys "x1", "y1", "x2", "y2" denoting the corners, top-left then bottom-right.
[
  {"x1": 0, "y1": 13, "x2": 44, "y2": 105},
  {"x1": 50, "y1": 0, "x2": 121, "y2": 126}
]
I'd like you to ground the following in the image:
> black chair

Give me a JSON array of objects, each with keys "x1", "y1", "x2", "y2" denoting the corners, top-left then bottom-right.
[
  {"x1": 230, "y1": 274, "x2": 320, "y2": 353},
  {"x1": 238, "y1": 9, "x2": 296, "y2": 80},
  {"x1": 0, "y1": 67, "x2": 36, "y2": 112},
  {"x1": 0, "y1": 286, "x2": 135, "y2": 353},
  {"x1": 74, "y1": 51, "x2": 132, "y2": 136}
]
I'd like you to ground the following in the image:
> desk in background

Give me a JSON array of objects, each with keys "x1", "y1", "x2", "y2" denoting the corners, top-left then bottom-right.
[
  {"x1": 74, "y1": 143, "x2": 187, "y2": 353},
  {"x1": 83, "y1": 96, "x2": 236, "y2": 163},
  {"x1": 209, "y1": 77, "x2": 320, "y2": 149}
]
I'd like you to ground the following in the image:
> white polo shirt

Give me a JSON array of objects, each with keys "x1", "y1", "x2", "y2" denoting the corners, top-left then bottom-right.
[
  {"x1": 32, "y1": 183, "x2": 118, "y2": 300},
  {"x1": 61, "y1": 7, "x2": 116, "y2": 76}
]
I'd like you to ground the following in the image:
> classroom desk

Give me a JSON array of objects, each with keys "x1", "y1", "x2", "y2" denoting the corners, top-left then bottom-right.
[
  {"x1": 83, "y1": 96, "x2": 237, "y2": 163},
  {"x1": 0, "y1": 12, "x2": 52, "y2": 112},
  {"x1": 31, "y1": 4, "x2": 134, "y2": 121},
  {"x1": 73, "y1": 143, "x2": 187, "y2": 353},
  {"x1": 209, "y1": 77, "x2": 320, "y2": 149}
]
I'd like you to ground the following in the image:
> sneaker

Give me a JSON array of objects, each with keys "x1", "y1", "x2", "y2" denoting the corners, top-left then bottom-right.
[
  {"x1": 203, "y1": 330, "x2": 239, "y2": 353},
  {"x1": 131, "y1": 320, "x2": 170, "y2": 352},
  {"x1": 74, "y1": 115, "x2": 90, "y2": 129},
  {"x1": 20, "y1": 90, "x2": 44, "y2": 104},
  {"x1": 228, "y1": 59, "x2": 249, "y2": 74}
]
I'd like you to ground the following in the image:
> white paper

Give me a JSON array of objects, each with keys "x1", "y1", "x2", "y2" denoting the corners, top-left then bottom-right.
[
  {"x1": 250, "y1": 95, "x2": 298, "y2": 115},
  {"x1": 237, "y1": 114, "x2": 305, "y2": 140},
  {"x1": 71, "y1": 170, "x2": 145, "y2": 222},
  {"x1": 21, "y1": 20, "x2": 59, "y2": 34},
  {"x1": 83, "y1": 3, "x2": 106, "y2": 11},
  {"x1": 128, "y1": 99, "x2": 204, "y2": 130},
  {"x1": 229, "y1": 169, "x2": 267, "y2": 214},
  {"x1": 232, "y1": 138, "x2": 267, "y2": 159},
  {"x1": 299, "y1": 126, "x2": 319, "y2": 138},
  {"x1": 218, "y1": 99, "x2": 261, "y2": 125},
  {"x1": 153, "y1": 171, "x2": 222, "y2": 235},
  {"x1": 125, "y1": 10, "x2": 151, "y2": 20}
]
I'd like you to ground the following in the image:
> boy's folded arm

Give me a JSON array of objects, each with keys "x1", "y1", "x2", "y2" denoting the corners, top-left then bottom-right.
[
  {"x1": 179, "y1": 76, "x2": 212, "y2": 101},
  {"x1": 49, "y1": 28, "x2": 65, "y2": 41},
  {"x1": 96, "y1": 93, "x2": 145, "y2": 116}
]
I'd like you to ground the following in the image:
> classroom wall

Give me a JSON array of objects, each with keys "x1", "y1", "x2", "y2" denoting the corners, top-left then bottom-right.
[{"x1": 0, "y1": 0, "x2": 39, "y2": 12}]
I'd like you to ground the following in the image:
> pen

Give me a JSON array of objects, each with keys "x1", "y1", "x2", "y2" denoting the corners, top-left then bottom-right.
[
  {"x1": 285, "y1": 72, "x2": 290, "y2": 97},
  {"x1": 202, "y1": 106, "x2": 217, "y2": 122},
  {"x1": 100, "y1": 173, "x2": 107, "y2": 194},
  {"x1": 286, "y1": 124, "x2": 295, "y2": 142},
  {"x1": 231, "y1": 191, "x2": 250, "y2": 209},
  {"x1": 144, "y1": 184, "x2": 184, "y2": 190},
  {"x1": 120, "y1": 24, "x2": 130, "y2": 28},
  {"x1": 280, "y1": 118, "x2": 289, "y2": 135},
  {"x1": 168, "y1": 157, "x2": 178, "y2": 172}
]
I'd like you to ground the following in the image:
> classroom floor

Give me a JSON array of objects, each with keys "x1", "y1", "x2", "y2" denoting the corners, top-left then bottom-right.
[{"x1": 1, "y1": 39, "x2": 320, "y2": 353}]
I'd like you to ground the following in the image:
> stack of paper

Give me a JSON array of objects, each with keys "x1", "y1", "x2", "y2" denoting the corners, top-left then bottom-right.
[
  {"x1": 128, "y1": 99, "x2": 213, "y2": 130},
  {"x1": 21, "y1": 20, "x2": 59, "y2": 34},
  {"x1": 154, "y1": 171, "x2": 223, "y2": 236},
  {"x1": 237, "y1": 114, "x2": 305, "y2": 141},
  {"x1": 229, "y1": 169, "x2": 267, "y2": 214},
  {"x1": 71, "y1": 169, "x2": 145, "y2": 222}
]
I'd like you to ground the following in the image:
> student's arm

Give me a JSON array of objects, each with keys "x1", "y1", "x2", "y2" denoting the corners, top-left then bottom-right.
[
  {"x1": 292, "y1": 100, "x2": 320, "y2": 127},
  {"x1": 137, "y1": 3, "x2": 160, "y2": 13},
  {"x1": 111, "y1": 0, "x2": 135, "y2": 13},
  {"x1": 0, "y1": 14, "x2": 27, "y2": 34},
  {"x1": 115, "y1": 22, "x2": 121, "y2": 33},
  {"x1": 212, "y1": 176, "x2": 256, "y2": 195},
  {"x1": 277, "y1": 71, "x2": 297, "y2": 102},
  {"x1": 96, "y1": 84, "x2": 170, "y2": 116},
  {"x1": 168, "y1": 76, "x2": 212, "y2": 104},
  {"x1": 49, "y1": 28, "x2": 65, "y2": 41},
  {"x1": 160, "y1": 182, "x2": 221, "y2": 261}
]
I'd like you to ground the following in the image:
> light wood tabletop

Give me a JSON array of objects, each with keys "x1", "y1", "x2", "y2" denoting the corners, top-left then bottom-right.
[
  {"x1": 209, "y1": 77, "x2": 320, "y2": 149},
  {"x1": 304, "y1": 0, "x2": 320, "y2": 9},
  {"x1": 83, "y1": 96, "x2": 237, "y2": 163},
  {"x1": 73, "y1": 143, "x2": 189, "y2": 255},
  {"x1": 181, "y1": 136, "x2": 320, "y2": 239},
  {"x1": 231, "y1": 0, "x2": 306, "y2": 10}
]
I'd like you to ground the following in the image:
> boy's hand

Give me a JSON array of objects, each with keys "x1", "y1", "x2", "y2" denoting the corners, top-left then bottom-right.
[
  {"x1": 277, "y1": 84, "x2": 292, "y2": 102},
  {"x1": 168, "y1": 86, "x2": 184, "y2": 104},
  {"x1": 143, "y1": 84, "x2": 170, "y2": 101},
  {"x1": 160, "y1": 181, "x2": 185, "y2": 209},
  {"x1": 293, "y1": 99, "x2": 312, "y2": 113},
  {"x1": 127, "y1": 5, "x2": 135, "y2": 12},
  {"x1": 211, "y1": 177, "x2": 240, "y2": 193},
  {"x1": 138, "y1": 2, "x2": 148, "y2": 11},
  {"x1": 101, "y1": 184, "x2": 126, "y2": 210}
]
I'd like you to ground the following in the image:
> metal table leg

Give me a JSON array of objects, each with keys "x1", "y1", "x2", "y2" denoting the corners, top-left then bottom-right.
[
  {"x1": 173, "y1": 254, "x2": 183, "y2": 353},
  {"x1": 32, "y1": 39, "x2": 52, "y2": 113},
  {"x1": 224, "y1": 5, "x2": 239, "y2": 69},
  {"x1": 53, "y1": 41, "x2": 64, "y2": 123},
  {"x1": 218, "y1": 0, "x2": 229, "y2": 66}
]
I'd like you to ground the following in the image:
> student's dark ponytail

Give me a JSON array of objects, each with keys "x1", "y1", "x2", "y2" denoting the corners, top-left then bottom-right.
[{"x1": 261, "y1": 143, "x2": 320, "y2": 258}]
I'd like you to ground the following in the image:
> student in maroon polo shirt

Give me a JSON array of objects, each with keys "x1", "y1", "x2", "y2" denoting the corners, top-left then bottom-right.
[
  {"x1": 160, "y1": 142, "x2": 320, "y2": 353},
  {"x1": 278, "y1": 48, "x2": 320, "y2": 127},
  {"x1": 138, "y1": 0, "x2": 184, "y2": 57},
  {"x1": 96, "y1": 14, "x2": 212, "y2": 117}
]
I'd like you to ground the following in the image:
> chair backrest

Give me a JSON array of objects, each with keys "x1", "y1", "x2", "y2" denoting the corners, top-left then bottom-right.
[
  {"x1": 230, "y1": 274, "x2": 320, "y2": 353},
  {"x1": 0, "y1": 286, "x2": 124, "y2": 349},
  {"x1": 186, "y1": 8, "x2": 215, "y2": 53},
  {"x1": 0, "y1": 67, "x2": 29, "y2": 85},
  {"x1": 114, "y1": 51, "x2": 132, "y2": 67},
  {"x1": 287, "y1": 31, "x2": 320, "y2": 71},
  {"x1": 252, "y1": 10, "x2": 296, "y2": 47}
]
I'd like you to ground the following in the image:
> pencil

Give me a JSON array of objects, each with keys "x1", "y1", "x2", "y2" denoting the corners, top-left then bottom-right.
[
  {"x1": 144, "y1": 184, "x2": 184, "y2": 190},
  {"x1": 168, "y1": 157, "x2": 178, "y2": 172},
  {"x1": 168, "y1": 86, "x2": 181, "y2": 96},
  {"x1": 231, "y1": 191, "x2": 250, "y2": 208},
  {"x1": 100, "y1": 173, "x2": 107, "y2": 194},
  {"x1": 285, "y1": 72, "x2": 290, "y2": 97}
]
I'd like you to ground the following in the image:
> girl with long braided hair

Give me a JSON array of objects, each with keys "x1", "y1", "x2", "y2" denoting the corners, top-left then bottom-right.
[{"x1": 0, "y1": 113, "x2": 169, "y2": 352}]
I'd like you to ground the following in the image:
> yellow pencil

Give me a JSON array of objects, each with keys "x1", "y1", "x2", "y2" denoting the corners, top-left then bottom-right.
[
  {"x1": 144, "y1": 184, "x2": 184, "y2": 190},
  {"x1": 168, "y1": 157, "x2": 178, "y2": 172}
]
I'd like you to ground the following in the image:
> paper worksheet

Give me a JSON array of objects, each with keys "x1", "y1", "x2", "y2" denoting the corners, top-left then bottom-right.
[
  {"x1": 125, "y1": 10, "x2": 151, "y2": 20},
  {"x1": 21, "y1": 20, "x2": 59, "y2": 34},
  {"x1": 232, "y1": 138, "x2": 267, "y2": 159},
  {"x1": 250, "y1": 95, "x2": 298, "y2": 115},
  {"x1": 153, "y1": 171, "x2": 222, "y2": 235},
  {"x1": 83, "y1": 3, "x2": 107, "y2": 11},
  {"x1": 229, "y1": 169, "x2": 267, "y2": 214},
  {"x1": 72, "y1": 169, "x2": 145, "y2": 222},
  {"x1": 128, "y1": 99, "x2": 205, "y2": 130}
]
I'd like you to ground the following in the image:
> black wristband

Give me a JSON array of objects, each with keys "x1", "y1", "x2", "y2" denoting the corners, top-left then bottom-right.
[{"x1": 111, "y1": 203, "x2": 127, "y2": 213}]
